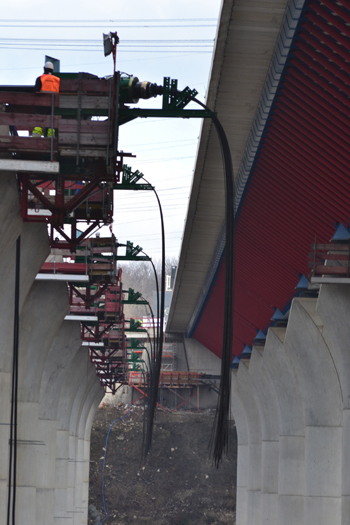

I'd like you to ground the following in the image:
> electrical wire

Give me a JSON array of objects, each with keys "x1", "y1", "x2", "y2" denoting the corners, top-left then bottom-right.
[
  {"x1": 138, "y1": 177, "x2": 166, "y2": 459},
  {"x1": 136, "y1": 156, "x2": 195, "y2": 164},
  {"x1": 192, "y1": 98, "x2": 235, "y2": 467},
  {"x1": 115, "y1": 212, "x2": 187, "y2": 226},
  {"x1": 0, "y1": 38, "x2": 214, "y2": 44},
  {"x1": 122, "y1": 137, "x2": 197, "y2": 147},
  {"x1": 7, "y1": 236, "x2": 20, "y2": 525},
  {"x1": 96, "y1": 406, "x2": 131, "y2": 525},
  {"x1": 123, "y1": 141, "x2": 197, "y2": 153},
  {"x1": 140, "y1": 249, "x2": 160, "y2": 350},
  {"x1": 116, "y1": 201, "x2": 188, "y2": 210},
  {"x1": 1, "y1": 18, "x2": 217, "y2": 22},
  {"x1": 119, "y1": 188, "x2": 166, "y2": 459},
  {"x1": 0, "y1": 24, "x2": 216, "y2": 29}
]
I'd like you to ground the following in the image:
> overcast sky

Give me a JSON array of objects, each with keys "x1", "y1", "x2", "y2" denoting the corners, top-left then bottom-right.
[{"x1": 1, "y1": 0, "x2": 222, "y2": 260}]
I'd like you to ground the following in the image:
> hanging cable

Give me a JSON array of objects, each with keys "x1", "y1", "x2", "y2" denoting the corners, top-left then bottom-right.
[
  {"x1": 7, "y1": 236, "x2": 20, "y2": 525},
  {"x1": 140, "y1": 250, "x2": 160, "y2": 355},
  {"x1": 192, "y1": 98, "x2": 235, "y2": 467},
  {"x1": 141, "y1": 296, "x2": 156, "y2": 363},
  {"x1": 133, "y1": 177, "x2": 166, "y2": 459}
]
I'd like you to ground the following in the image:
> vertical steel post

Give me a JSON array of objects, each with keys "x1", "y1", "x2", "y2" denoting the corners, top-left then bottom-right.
[
  {"x1": 76, "y1": 73, "x2": 82, "y2": 166},
  {"x1": 50, "y1": 93, "x2": 54, "y2": 161},
  {"x1": 112, "y1": 71, "x2": 120, "y2": 160},
  {"x1": 106, "y1": 77, "x2": 112, "y2": 166}
]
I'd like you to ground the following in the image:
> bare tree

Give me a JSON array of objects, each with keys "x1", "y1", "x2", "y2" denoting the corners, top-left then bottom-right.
[{"x1": 119, "y1": 256, "x2": 178, "y2": 319}]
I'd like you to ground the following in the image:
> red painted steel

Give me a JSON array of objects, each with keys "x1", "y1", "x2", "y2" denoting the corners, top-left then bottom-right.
[
  {"x1": 193, "y1": 0, "x2": 350, "y2": 357},
  {"x1": 38, "y1": 241, "x2": 150, "y2": 393},
  {"x1": 0, "y1": 78, "x2": 118, "y2": 251}
]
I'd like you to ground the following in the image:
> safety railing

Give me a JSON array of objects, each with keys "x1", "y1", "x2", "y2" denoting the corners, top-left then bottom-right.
[{"x1": 308, "y1": 240, "x2": 350, "y2": 278}]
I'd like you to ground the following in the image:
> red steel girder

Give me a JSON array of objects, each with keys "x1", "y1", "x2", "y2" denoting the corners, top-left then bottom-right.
[
  {"x1": 305, "y1": 11, "x2": 350, "y2": 49},
  {"x1": 288, "y1": 59, "x2": 350, "y2": 116},
  {"x1": 308, "y1": 1, "x2": 350, "y2": 38},
  {"x1": 293, "y1": 44, "x2": 350, "y2": 96},
  {"x1": 279, "y1": 85, "x2": 349, "y2": 145}
]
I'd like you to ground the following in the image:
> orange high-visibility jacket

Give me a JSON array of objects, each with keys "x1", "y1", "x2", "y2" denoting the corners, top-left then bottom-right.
[{"x1": 40, "y1": 74, "x2": 60, "y2": 92}]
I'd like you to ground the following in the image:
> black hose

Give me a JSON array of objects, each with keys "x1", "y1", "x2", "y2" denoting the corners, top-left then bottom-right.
[
  {"x1": 140, "y1": 250, "x2": 159, "y2": 363},
  {"x1": 193, "y1": 98, "x2": 235, "y2": 467},
  {"x1": 138, "y1": 177, "x2": 166, "y2": 458},
  {"x1": 7, "y1": 236, "x2": 20, "y2": 525}
]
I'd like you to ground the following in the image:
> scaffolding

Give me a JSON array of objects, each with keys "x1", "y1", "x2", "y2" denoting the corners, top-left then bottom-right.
[{"x1": 0, "y1": 66, "x2": 212, "y2": 395}]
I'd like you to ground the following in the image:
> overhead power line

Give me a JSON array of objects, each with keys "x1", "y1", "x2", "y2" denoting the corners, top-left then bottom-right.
[
  {"x1": 0, "y1": 24, "x2": 216, "y2": 29},
  {"x1": 0, "y1": 37, "x2": 213, "y2": 53},
  {"x1": 0, "y1": 38, "x2": 214, "y2": 43},
  {"x1": 1, "y1": 18, "x2": 217, "y2": 22},
  {"x1": 0, "y1": 47, "x2": 212, "y2": 54}
]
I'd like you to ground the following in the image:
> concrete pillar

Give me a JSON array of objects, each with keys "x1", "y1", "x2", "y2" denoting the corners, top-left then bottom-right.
[
  {"x1": 230, "y1": 378, "x2": 249, "y2": 525},
  {"x1": 262, "y1": 327, "x2": 305, "y2": 525},
  {"x1": 0, "y1": 207, "x2": 49, "y2": 520},
  {"x1": 58, "y1": 348, "x2": 102, "y2": 524},
  {"x1": 182, "y1": 337, "x2": 221, "y2": 408},
  {"x1": 233, "y1": 361, "x2": 262, "y2": 525},
  {"x1": 55, "y1": 348, "x2": 93, "y2": 522},
  {"x1": 317, "y1": 284, "x2": 350, "y2": 525},
  {"x1": 69, "y1": 367, "x2": 102, "y2": 525},
  {"x1": 16, "y1": 281, "x2": 69, "y2": 525},
  {"x1": 37, "y1": 321, "x2": 83, "y2": 523},
  {"x1": 284, "y1": 298, "x2": 342, "y2": 524},
  {"x1": 0, "y1": 170, "x2": 105, "y2": 524},
  {"x1": 79, "y1": 382, "x2": 104, "y2": 524},
  {"x1": 248, "y1": 348, "x2": 279, "y2": 525}
]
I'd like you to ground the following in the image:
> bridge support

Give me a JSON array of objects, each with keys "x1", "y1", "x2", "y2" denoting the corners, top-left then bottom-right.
[
  {"x1": 231, "y1": 286, "x2": 348, "y2": 525},
  {"x1": 0, "y1": 170, "x2": 105, "y2": 524}
]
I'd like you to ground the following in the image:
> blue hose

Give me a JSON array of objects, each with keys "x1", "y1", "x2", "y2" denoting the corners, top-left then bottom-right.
[{"x1": 96, "y1": 405, "x2": 131, "y2": 525}]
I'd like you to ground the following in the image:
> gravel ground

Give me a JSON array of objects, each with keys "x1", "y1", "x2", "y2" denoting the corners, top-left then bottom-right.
[{"x1": 88, "y1": 405, "x2": 237, "y2": 525}]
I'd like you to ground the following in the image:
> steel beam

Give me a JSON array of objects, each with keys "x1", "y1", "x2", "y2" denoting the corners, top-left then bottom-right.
[
  {"x1": 64, "y1": 315, "x2": 98, "y2": 321},
  {"x1": 35, "y1": 274, "x2": 89, "y2": 282},
  {"x1": 0, "y1": 159, "x2": 59, "y2": 173}
]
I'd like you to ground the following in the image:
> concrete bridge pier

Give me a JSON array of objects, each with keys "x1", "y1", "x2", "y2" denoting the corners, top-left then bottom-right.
[
  {"x1": 37, "y1": 321, "x2": 84, "y2": 522},
  {"x1": 317, "y1": 284, "x2": 350, "y2": 525},
  {"x1": 284, "y1": 298, "x2": 343, "y2": 524},
  {"x1": 79, "y1": 383, "x2": 104, "y2": 524},
  {"x1": 54, "y1": 426, "x2": 70, "y2": 521},
  {"x1": 73, "y1": 376, "x2": 102, "y2": 524},
  {"x1": 56, "y1": 347, "x2": 91, "y2": 521},
  {"x1": 16, "y1": 280, "x2": 69, "y2": 524},
  {"x1": 0, "y1": 218, "x2": 51, "y2": 523},
  {"x1": 230, "y1": 391, "x2": 248, "y2": 525},
  {"x1": 67, "y1": 357, "x2": 102, "y2": 524},
  {"x1": 248, "y1": 348, "x2": 279, "y2": 525},
  {"x1": 0, "y1": 246, "x2": 21, "y2": 517},
  {"x1": 261, "y1": 328, "x2": 305, "y2": 525},
  {"x1": 232, "y1": 364, "x2": 262, "y2": 525},
  {"x1": 231, "y1": 291, "x2": 349, "y2": 525},
  {"x1": 0, "y1": 176, "x2": 47, "y2": 515}
]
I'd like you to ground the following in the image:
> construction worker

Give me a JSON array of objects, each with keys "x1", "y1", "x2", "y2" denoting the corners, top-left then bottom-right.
[{"x1": 32, "y1": 61, "x2": 60, "y2": 137}]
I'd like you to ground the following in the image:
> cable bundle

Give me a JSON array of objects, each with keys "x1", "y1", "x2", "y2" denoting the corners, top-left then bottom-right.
[
  {"x1": 7, "y1": 236, "x2": 21, "y2": 525},
  {"x1": 193, "y1": 100, "x2": 235, "y2": 467},
  {"x1": 138, "y1": 178, "x2": 166, "y2": 460}
]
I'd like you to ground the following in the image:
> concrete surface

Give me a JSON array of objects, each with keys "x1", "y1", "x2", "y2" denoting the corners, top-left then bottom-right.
[
  {"x1": 230, "y1": 285, "x2": 350, "y2": 525},
  {"x1": 0, "y1": 171, "x2": 105, "y2": 524}
]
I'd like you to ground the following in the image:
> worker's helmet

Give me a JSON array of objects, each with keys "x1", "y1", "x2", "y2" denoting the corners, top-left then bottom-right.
[{"x1": 45, "y1": 61, "x2": 54, "y2": 70}]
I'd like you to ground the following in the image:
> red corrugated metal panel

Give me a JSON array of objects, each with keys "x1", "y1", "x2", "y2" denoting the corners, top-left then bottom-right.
[{"x1": 193, "y1": 0, "x2": 350, "y2": 357}]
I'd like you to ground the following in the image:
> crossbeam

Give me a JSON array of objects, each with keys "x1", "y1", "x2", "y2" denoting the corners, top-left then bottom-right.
[{"x1": 0, "y1": 159, "x2": 59, "y2": 173}]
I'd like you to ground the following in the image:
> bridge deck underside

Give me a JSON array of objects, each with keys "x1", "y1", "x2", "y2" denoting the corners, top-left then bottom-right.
[{"x1": 193, "y1": 0, "x2": 350, "y2": 357}]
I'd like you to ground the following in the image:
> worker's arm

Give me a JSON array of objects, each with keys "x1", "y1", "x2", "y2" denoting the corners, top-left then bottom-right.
[{"x1": 33, "y1": 76, "x2": 42, "y2": 92}]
